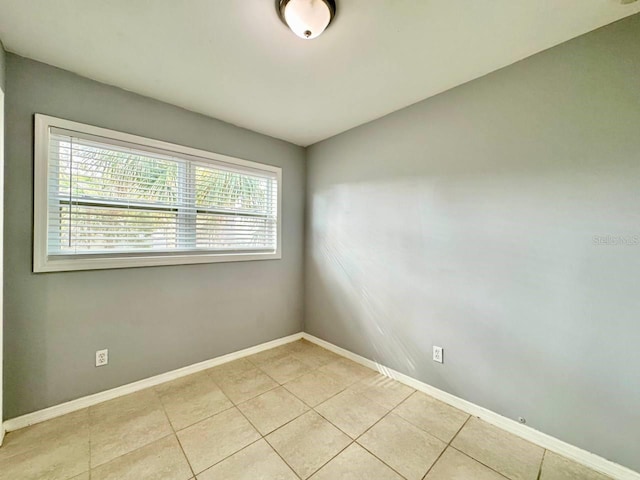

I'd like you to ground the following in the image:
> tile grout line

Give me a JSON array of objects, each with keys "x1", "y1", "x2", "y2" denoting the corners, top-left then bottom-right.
[
  {"x1": 421, "y1": 411, "x2": 522, "y2": 480},
  {"x1": 420, "y1": 415, "x2": 471, "y2": 479},
  {"x1": 307, "y1": 374, "x2": 387, "y2": 437},
  {"x1": 261, "y1": 429, "x2": 307, "y2": 480},
  {"x1": 245, "y1": 356, "x2": 287, "y2": 385},
  {"x1": 537, "y1": 449, "x2": 548, "y2": 480},
  {"x1": 351, "y1": 408, "x2": 411, "y2": 479},
  {"x1": 303, "y1": 360, "x2": 381, "y2": 408},
  {"x1": 90, "y1": 432, "x2": 177, "y2": 472},
  {"x1": 262, "y1": 436, "x2": 305, "y2": 480},
  {"x1": 86, "y1": 387, "x2": 184, "y2": 473},
  {"x1": 448, "y1": 414, "x2": 471, "y2": 445},
  {"x1": 154, "y1": 387, "x2": 197, "y2": 480},
  {"x1": 298, "y1": 437, "x2": 357, "y2": 479},
  {"x1": 171, "y1": 402, "x2": 237, "y2": 433},
  {"x1": 354, "y1": 442, "x2": 409, "y2": 480},
  {"x1": 232, "y1": 400, "x2": 305, "y2": 480},
  {"x1": 242, "y1": 400, "x2": 311, "y2": 438},
  {"x1": 205, "y1": 364, "x2": 281, "y2": 408},
  {"x1": 195, "y1": 436, "x2": 265, "y2": 477},
  {"x1": 445, "y1": 446, "x2": 514, "y2": 480},
  {"x1": 173, "y1": 434, "x2": 197, "y2": 480},
  {"x1": 247, "y1": 348, "x2": 350, "y2": 390},
  {"x1": 308, "y1": 378, "x2": 371, "y2": 411},
  {"x1": 283, "y1": 371, "x2": 361, "y2": 409}
]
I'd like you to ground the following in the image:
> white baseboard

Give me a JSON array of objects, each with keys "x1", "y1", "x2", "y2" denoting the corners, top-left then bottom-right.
[
  {"x1": 302, "y1": 333, "x2": 639, "y2": 480},
  {"x1": 3, "y1": 332, "x2": 303, "y2": 433},
  {"x1": 3, "y1": 330, "x2": 637, "y2": 479}
]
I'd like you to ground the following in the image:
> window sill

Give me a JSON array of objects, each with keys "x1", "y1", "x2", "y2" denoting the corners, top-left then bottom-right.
[{"x1": 33, "y1": 251, "x2": 282, "y2": 273}]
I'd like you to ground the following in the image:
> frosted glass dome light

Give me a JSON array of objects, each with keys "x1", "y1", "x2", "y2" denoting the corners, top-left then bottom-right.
[{"x1": 279, "y1": 0, "x2": 336, "y2": 40}]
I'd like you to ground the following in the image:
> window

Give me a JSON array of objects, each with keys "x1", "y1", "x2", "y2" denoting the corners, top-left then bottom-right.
[{"x1": 34, "y1": 115, "x2": 281, "y2": 272}]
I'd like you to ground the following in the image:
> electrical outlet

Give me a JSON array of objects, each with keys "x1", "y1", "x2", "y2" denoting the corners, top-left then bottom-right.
[
  {"x1": 433, "y1": 346, "x2": 443, "y2": 363},
  {"x1": 96, "y1": 349, "x2": 109, "y2": 367}
]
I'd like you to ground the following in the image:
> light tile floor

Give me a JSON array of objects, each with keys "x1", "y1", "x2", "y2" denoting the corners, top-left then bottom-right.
[{"x1": 0, "y1": 340, "x2": 614, "y2": 480}]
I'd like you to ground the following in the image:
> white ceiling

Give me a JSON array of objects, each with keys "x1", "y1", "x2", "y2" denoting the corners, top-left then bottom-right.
[{"x1": 0, "y1": 1, "x2": 638, "y2": 146}]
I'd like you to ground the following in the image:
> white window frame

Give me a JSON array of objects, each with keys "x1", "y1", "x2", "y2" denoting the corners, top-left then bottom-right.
[{"x1": 34, "y1": 114, "x2": 282, "y2": 273}]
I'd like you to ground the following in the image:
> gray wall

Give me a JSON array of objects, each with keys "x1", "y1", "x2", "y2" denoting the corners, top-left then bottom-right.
[
  {"x1": 305, "y1": 14, "x2": 640, "y2": 472},
  {"x1": 3, "y1": 54, "x2": 306, "y2": 419}
]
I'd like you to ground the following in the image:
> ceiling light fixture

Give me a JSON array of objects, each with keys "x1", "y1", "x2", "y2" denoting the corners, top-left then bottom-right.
[{"x1": 278, "y1": 0, "x2": 336, "y2": 40}]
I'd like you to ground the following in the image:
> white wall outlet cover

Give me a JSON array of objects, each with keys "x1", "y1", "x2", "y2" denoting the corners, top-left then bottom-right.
[
  {"x1": 95, "y1": 349, "x2": 109, "y2": 367},
  {"x1": 433, "y1": 346, "x2": 443, "y2": 363}
]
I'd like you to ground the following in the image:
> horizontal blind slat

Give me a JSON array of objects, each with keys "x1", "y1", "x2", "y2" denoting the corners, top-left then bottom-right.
[{"x1": 47, "y1": 130, "x2": 279, "y2": 256}]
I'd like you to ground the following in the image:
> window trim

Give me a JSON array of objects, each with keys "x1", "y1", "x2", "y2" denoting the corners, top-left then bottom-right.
[{"x1": 34, "y1": 114, "x2": 282, "y2": 273}]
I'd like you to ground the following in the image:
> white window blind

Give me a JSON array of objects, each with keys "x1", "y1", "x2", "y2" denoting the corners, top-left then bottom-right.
[{"x1": 34, "y1": 115, "x2": 281, "y2": 272}]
